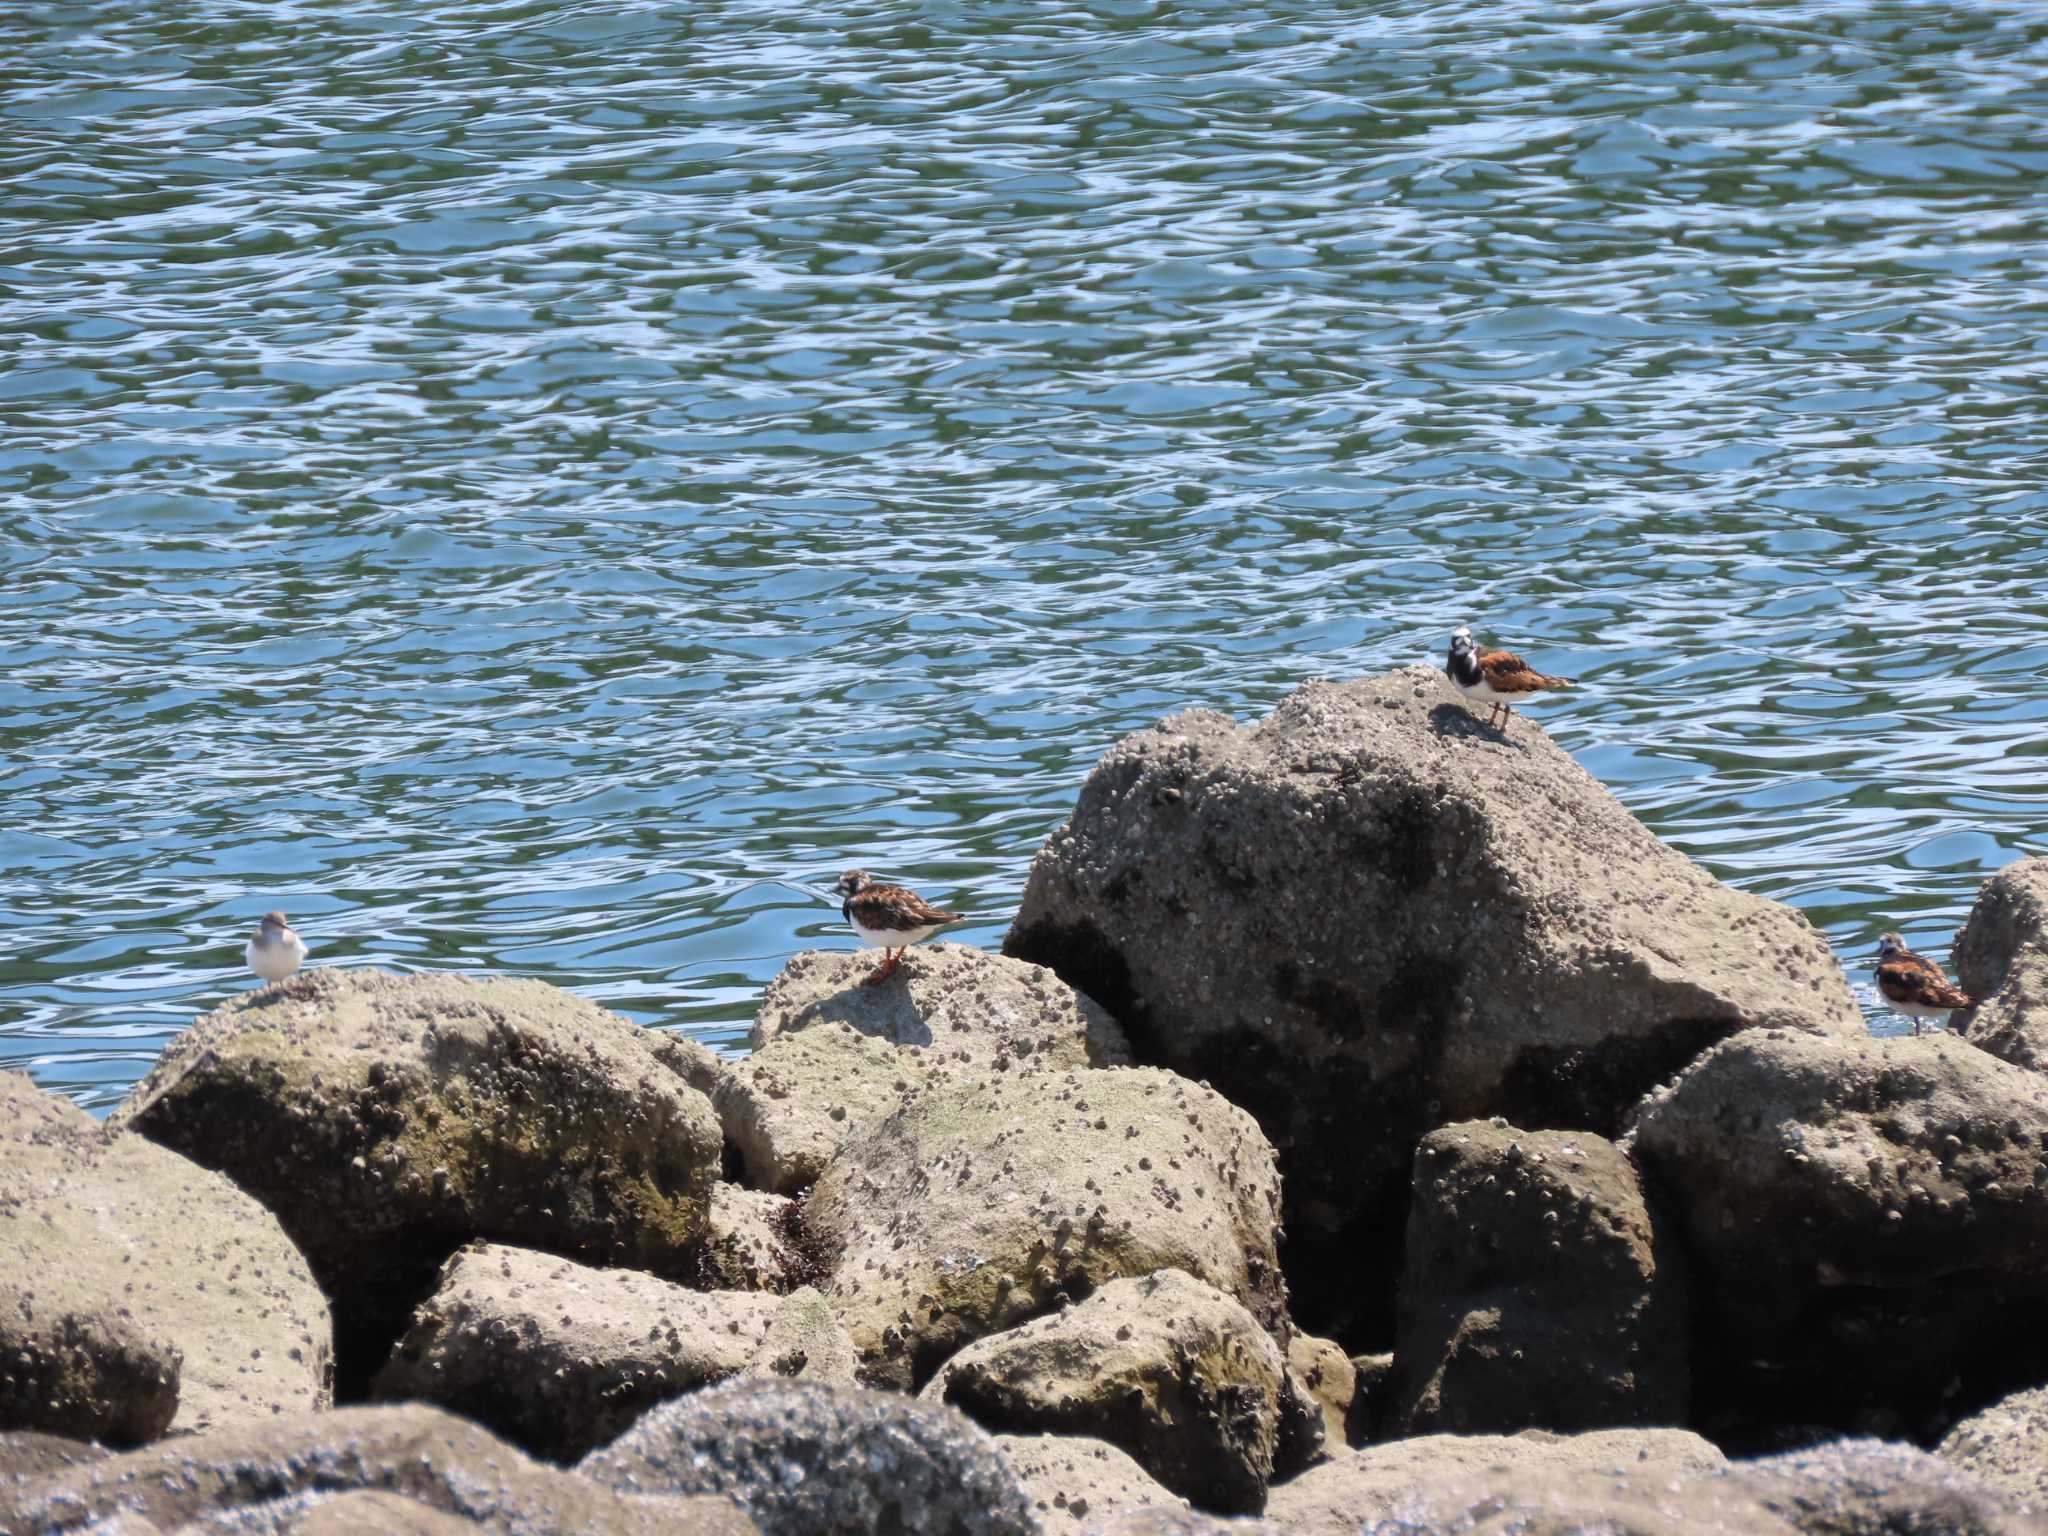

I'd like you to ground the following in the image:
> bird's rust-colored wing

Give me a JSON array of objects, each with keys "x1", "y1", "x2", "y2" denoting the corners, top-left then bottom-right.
[
  {"x1": 849, "y1": 883, "x2": 962, "y2": 933},
  {"x1": 1877, "y1": 954, "x2": 1974, "y2": 1011},
  {"x1": 1478, "y1": 648, "x2": 1573, "y2": 695}
]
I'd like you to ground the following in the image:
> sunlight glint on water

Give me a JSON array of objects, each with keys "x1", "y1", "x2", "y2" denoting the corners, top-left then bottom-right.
[{"x1": 3, "y1": 1, "x2": 2047, "y2": 1108}]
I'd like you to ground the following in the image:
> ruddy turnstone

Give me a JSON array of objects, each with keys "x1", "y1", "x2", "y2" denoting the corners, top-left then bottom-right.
[
  {"x1": 1445, "y1": 626, "x2": 1574, "y2": 729},
  {"x1": 833, "y1": 870, "x2": 961, "y2": 986},
  {"x1": 246, "y1": 910, "x2": 307, "y2": 986},
  {"x1": 1873, "y1": 932, "x2": 1974, "y2": 1037}
]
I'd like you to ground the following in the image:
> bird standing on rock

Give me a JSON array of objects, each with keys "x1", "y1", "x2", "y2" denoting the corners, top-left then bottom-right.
[
  {"x1": 1873, "y1": 932, "x2": 1974, "y2": 1036},
  {"x1": 245, "y1": 911, "x2": 307, "y2": 987},
  {"x1": 833, "y1": 870, "x2": 962, "y2": 987},
  {"x1": 1445, "y1": 626, "x2": 1574, "y2": 729}
]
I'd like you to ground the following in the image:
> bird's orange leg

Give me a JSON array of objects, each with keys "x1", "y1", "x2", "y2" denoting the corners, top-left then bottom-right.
[{"x1": 863, "y1": 949, "x2": 901, "y2": 987}]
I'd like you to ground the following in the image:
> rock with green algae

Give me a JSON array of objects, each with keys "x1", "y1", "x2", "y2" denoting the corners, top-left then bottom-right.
[
  {"x1": 802, "y1": 1066, "x2": 1287, "y2": 1390},
  {"x1": 1004, "y1": 671, "x2": 1862, "y2": 1338},
  {"x1": 0, "y1": 1071, "x2": 329, "y2": 1444},
  {"x1": 743, "y1": 1285, "x2": 859, "y2": 1388},
  {"x1": 372, "y1": 1241, "x2": 779, "y2": 1463},
  {"x1": 1630, "y1": 1028, "x2": 2048, "y2": 1438},
  {"x1": 698, "y1": 1183, "x2": 800, "y2": 1293},
  {"x1": 112, "y1": 968, "x2": 720, "y2": 1392},
  {"x1": 924, "y1": 1268, "x2": 1317, "y2": 1516},
  {"x1": 751, "y1": 943, "x2": 1130, "y2": 1069},
  {"x1": 713, "y1": 1021, "x2": 930, "y2": 1196},
  {"x1": 1388, "y1": 1120, "x2": 1688, "y2": 1436}
]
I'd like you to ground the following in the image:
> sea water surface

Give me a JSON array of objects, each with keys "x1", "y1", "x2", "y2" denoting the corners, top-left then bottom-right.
[{"x1": 5, "y1": 1, "x2": 2047, "y2": 1110}]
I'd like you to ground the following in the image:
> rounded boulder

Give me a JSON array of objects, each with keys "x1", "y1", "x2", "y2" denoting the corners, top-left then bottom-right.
[
  {"x1": 1005, "y1": 673, "x2": 1860, "y2": 1335},
  {"x1": 803, "y1": 1067, "x2": 1287, "y2": 1389},
  {"x1": 112, "y1": 969, "x2": 721, "y2": 1392}
]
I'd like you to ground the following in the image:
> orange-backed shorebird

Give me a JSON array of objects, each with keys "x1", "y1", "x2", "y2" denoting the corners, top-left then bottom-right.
[
  {"x1": 1873, "y1": 932, "x2": 1975, "y2": 1037},
  {"x1": 245, "y1": 911, "x2": 307, "y2": 986},
  {"x1": 1445, "y1": 626, "x2": 1574, "y2": 729},
  {"x1": 833, "y1": 870, "x2": 962, "y2": 986}
]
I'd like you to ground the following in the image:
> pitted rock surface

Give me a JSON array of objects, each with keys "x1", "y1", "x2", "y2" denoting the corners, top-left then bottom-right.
[
  {"x1": 927, "y1": 1269, "x2": 1308, "y2": 1515},
  {"x1": 714, "y1": 1022, "x2": 929, "y2": 1194},
  {"x1": 699, "y1": 1183, "x2": 799, "y2": 1293},
  {"x1": 0, "y1": 1403, "x2": 757, "y2": 1536},
  {"x1": 1955, "y1": 858, "x2": 2048, "y2": 1071},
  {"x1": 1264, "y1": 1426, "x2": 1728, "y2": 1534},
  {"x1": 1005, "y1": 671, "x2": 1859, "y2": 1334},
  {"x1": 177, "y1": 1489, "x2": 481, "y2": 1534},
  {"x1": 1286, "y1": 1332, "x2": 1357, "y2": 1453},
  {"x1": 1940, "y1": 1384, "x2": 2048, "y2": 1506},
  {"x1": 743, "y1": 1285, "x2": 860, "y2": 1388},
  {"x1": 804, "y1": 1066, "x2": 1287, "y2": 1389},
  {"x1": 372, "y1": 1241, "x2": 778, "y2": 1462},
  {"x1": 579, "y1": 1377, "x2": 1035, "y2": 1536},
  {"x1": 1390, "y1": 1120, "x2": 1687, "y2": 1435},
  {"x1": 112, "y1": 968, "x2": 720, "y2": 1392},
  {"x1": 1632, "y1": 1028, "x2": 2048, "y2": 1439},
  {"x1": 752, "y1": 944, "x2": 1130, "y2": 1069},
  {"x1": 645, "y1": 1030, "x2": 726, "y2": 1097},
  {"x1": 1, "y1": 1072, "x2": 328, "y2": 1443},
  {"x1": 1737, "y1": 1439, "x2": 2046, "y2": 1536},
  {"x1": 1, "y1": 1430, "x2": 112, "y2": 1487},
  {"x1": 993, "y1": 1433, "x2": 1188, "y2": 1536}
]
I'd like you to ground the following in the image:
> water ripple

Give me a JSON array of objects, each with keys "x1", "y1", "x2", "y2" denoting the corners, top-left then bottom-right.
[{"x1": 5, "y1": 0, "x2": 2048, "y2": 1108}]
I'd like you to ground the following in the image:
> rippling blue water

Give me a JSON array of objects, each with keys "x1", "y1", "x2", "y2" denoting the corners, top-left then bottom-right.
[{"x1": 6, "y1": 1, "x2": 2047, "y2": 1110}]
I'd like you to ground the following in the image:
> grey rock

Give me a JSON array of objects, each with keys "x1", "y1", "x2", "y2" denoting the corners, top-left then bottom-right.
[
  {"x1": 744, "y1": 1286, "x2": 860, "y2": 1388},
  {"x1": 645, "y1": 1030, "x2": 727, "y2": 1097},
  {"x1": 994, "y1": 1433, "x2": 1189, "y2": 1536},
  {"x1": 1737, "y1": 1438, "x2": 2046, "y2": 1536},
  {"x1": 75, "y1": 1518, "x2": 163, "y2": 1536},
  {"x1": 579, "y1": 1377, "x2": 1035, "y2": 1536},
  {"x1": 698, "y1": 1184, "x2": 799, "y2": 1294},
  {"x1": 0, "y1": 1403, "x2": 757, "y2": 1536},
  {"x1": 1347, "y1": 1351, "x2": 1394, "y2": 1445},
  {"x1": 1955, "y1": 859, "x2": 2048, "y2": 1069},
  {"x1": 804, "y1": 1067, "x2": 1287, "y2": 1389},
  {"x1": 1632, "y1": 1028, "x2": 2048, "y2": 1437},
  {"x1": 714, "y1": 1023, "x2": 929, "y2": 1195},
  {"x1": 1003, "y1": 673, "x2": 1860, "y2": 1335},
  {"x1": 113, "y1": 969, "x2": 721, "y2": 1393},
  {"x1": 1265, "y1": 1426, "x2": 1729, "y2": 1534},
  {"x1": 1389, "y1": 1120, "x2": 1687, "y2": 1435},
  {"x1": 0, "y1": 1072, "x2": 329, "y2": 1443},
  {"x1": 752, "y1": 945, "x2": 1130, "y2": 1070},
  {"x1": 1082, "y1": 1513, "x2": 1276, "y2": 1536},
  {"x1": 1974, "y1": 950, "x2": 2048, "y2": 1074},
  {"x1": 176, "y1": 1489, "x2": 479, "y2": 1535},
  {"x1": 928, "y1": 1269, "x2": 1306, "y2": 1515},
  {"x1": 1940, "y1": 1384, "x2": 2048, "y2": 1506},
  {"x1": 372, "y1": 1240, "x2": 777, "y2": 1462},
  {"x1": 1, "y1": 1431, "x2": 111, "y2": 1488},
  {"x1": 1286, "y1": 1333, "x2": 1357, "y2": 1453}
]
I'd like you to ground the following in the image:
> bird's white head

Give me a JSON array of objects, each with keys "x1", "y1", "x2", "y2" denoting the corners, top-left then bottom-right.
[
  {"x1": 833, "y1": 870, "x2": 871, "y2": 899},
  {"x1": 1875, "y1": 932, "x2": 1906, "y2": 960},
  {"x1": 1449, "y1": 626, "x2": 1475, "y2": 656}
]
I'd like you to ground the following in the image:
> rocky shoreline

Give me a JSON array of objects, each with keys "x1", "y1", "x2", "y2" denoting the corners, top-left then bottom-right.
[{"x1": 8, "y1": 667, "x2": 2048, "y2": 1534}]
